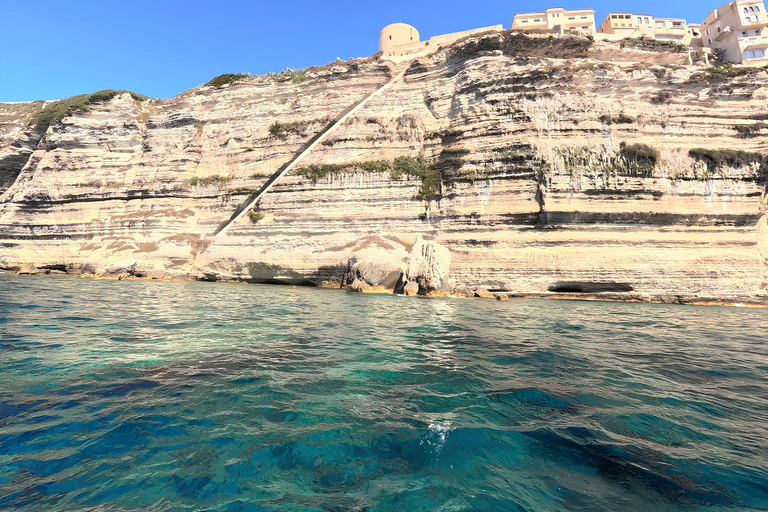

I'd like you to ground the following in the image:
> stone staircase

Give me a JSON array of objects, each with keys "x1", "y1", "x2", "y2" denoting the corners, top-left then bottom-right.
[{"x1": 212, "y1": 63, "x2": 411, "y2": 237}]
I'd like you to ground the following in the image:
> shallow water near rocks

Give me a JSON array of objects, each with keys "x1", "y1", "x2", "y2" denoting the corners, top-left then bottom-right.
[{"x1": 1, "y1": 274, "x2": 767, "y2": 511}]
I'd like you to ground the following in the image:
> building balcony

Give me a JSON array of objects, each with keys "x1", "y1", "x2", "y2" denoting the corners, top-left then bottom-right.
[
  {"x1": 739, "y1": 20, "x2": 768, "y2": 29},
  {"x1": 656, "y1": 27, "x2": 687, "y2": 35},
  {"x1": 715, "y1": 26, "x2": 734, "y2": 40}
]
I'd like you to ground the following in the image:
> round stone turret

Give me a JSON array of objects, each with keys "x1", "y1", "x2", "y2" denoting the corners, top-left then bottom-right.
[{"x1": 378, "y1": 23, "x2": 420, "y2": 53}]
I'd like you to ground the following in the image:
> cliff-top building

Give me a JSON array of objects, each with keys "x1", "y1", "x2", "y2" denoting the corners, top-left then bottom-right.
[
  {"x1": 511, "y1": 7, "x2": 596, "y2": 33},
  {"x1": 597, "y1": 12, "x2": 689, "y2": 42},
  {"x1": 701, "y1": 0, "x2": 768, "y2": 62},
  {"x1": 378, "y1": 22, "x2": 504, "y2": 59},
  {"x1": 379, "y1": 23, "x2": 420, "y2": 54}
]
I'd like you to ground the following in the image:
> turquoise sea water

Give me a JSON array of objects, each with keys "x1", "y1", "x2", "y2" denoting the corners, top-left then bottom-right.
[{"x1": 1, "y1": 274, "x2": 767, "y2": 512}]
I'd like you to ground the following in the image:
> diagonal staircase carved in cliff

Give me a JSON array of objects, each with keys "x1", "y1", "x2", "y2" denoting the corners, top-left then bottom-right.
[{"x1": 210, "y1": 63, "x2": 411, "y2": 238}]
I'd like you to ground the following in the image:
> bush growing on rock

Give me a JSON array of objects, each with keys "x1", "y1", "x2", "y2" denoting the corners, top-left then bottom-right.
[
  {"x1": 447, "y1": 31, "x2": 592, "y2": 63},
  {"x1": 32, "y1": 90, "x2": 150, "y2": 128},
  {"x1": 248, "y1": 210, "x2": 264, "y2": 223},
  {"x1": 206, "y1": 73, "x2": 249, "y2": 88},
  {"x1": 599, "y1": 113, "x2": 635, "y2": 125},
  {"x1": 619, "y1": 38, "x2": 685, "y2": 53},
  {"x1": 620, "y1": 143, "x2": 660, "y2": 168},
  {"x1": 733, "y1": 122, "x2": 767, "y2": 138},
  {"x1": 296, "y1": 156, "x2": 444, "y2": 201},
  {"x1": 651, "y1": 91, "x2": 673, "y2": 104},
  {"x1": 688, "y1": 148, "x2": 765, "y2": 173}
]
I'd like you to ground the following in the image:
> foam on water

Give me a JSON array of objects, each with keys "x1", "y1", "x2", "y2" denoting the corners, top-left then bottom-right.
[{"x1": 0, "y1": 274, "x2": 767, "y2": 511}]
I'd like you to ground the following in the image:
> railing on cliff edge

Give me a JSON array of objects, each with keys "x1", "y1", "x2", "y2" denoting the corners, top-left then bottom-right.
[{"x1": 211, "y1": 64, "x2": 410, "y2": 237}]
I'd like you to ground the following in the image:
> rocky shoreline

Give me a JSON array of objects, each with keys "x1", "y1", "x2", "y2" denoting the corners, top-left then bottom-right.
[{"x1": 6, "y1": 265, "x2": 767, "y2": 308}]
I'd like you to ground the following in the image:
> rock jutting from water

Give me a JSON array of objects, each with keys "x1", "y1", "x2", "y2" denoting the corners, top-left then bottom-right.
[{"x1": 0, "y1": 31, "x2": 767, "y2": 304}]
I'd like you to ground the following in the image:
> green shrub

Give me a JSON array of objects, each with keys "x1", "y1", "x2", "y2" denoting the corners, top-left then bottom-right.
[
  {"x1": 248, "y1": 210, "x2": 264, "y2": 223},
  {"x1": 734, "y1": 122, "x2": 767, "y2": 137},
  {"x1": 31, "y1": 90, "x2": 150, "y2": 128},
  {"x1": 620, "y1": 38, "x2": 685, "y2": 53},
  {"x1": 620, "y1": 142, "x2": 659, "y2": 167},
  {"x1": 392, "y1": 156, "x2": 442, "y2": 199},
  {"x1": 425, "y1": 129, "x2": 465, "y2": 140},
  {"x1": 206, "y1": 73, "x2": 249, "y2": 88},
  {"x1": 268, "y1": 118, "x2": 331, "y2": 139},
  {"x1": 688, "y1": 148, "x2": 764, "y2": 171},
  {"x1": 193, "y1": 123, "x2": 204, "y2": 134},
  {"x1": 360, "y1": 160, "x2": 393, "y2": 174},
  {"x1": 297, "y1": 164, "x2": 348, "y2": 182},
  {"x1": 599, "y1": 113, "x2": 635, "y2": 125},
  {"x1": 198, "y1": 175, "x2": 232, "y2": 186},
  {"x1": 296, "y1": 157, "x2": 444, "y2": 200},
  {"x1": 189, "y1": 176, "x2": 200, "y2": 186},
  {"x1": 269, "y1": 121, "x2": 304, "y2": 139},
  {"x1": 651, "y1": 91, "x2": 673, "y2": 104},
  {"x1": 706, "y1": 64, "x2": 754, "y2": 78},
  {"x1": 448, "y1": 31, "x2": 592, "y2": 63}
]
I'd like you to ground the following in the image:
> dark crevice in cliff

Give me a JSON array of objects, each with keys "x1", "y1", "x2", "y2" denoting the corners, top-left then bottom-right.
[{"x1": 0, "y1": 127, "x2": 47, "y2": 198}]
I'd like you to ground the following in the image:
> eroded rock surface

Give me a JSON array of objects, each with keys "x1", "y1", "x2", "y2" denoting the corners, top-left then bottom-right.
[{"x1": 1, "y1": 34, "x2": 767, "y2": 303}]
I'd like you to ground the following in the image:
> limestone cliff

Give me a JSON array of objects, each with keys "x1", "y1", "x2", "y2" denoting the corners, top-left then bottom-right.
[{"x1": 1, "y1": 33, "x2": 767, "y2": 304}]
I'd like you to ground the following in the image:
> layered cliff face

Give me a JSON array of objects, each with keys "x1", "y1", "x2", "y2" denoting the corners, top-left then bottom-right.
[{"x1": 1, "y1": 33, "x2": 767, "y2": 303}]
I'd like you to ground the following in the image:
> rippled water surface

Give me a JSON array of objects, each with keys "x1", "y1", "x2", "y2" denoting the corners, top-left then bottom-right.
[{"x1": 1, "y1": 274, "x2": 767, "y2": 511}]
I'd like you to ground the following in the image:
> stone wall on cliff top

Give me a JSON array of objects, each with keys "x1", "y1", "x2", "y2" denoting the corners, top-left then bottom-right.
[{"x1": 0, "y1": 33, "x2": 766, "y2": 303}]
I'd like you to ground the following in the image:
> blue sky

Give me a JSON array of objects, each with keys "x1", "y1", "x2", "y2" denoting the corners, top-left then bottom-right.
[{"x1": 0, "y1": 0, "x2": 706, "y2": 102}]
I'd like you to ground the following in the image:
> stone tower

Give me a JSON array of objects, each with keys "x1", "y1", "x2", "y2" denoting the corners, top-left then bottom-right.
[{"x1": 378, "y1": 23, "x2": 420, "y2": 53}]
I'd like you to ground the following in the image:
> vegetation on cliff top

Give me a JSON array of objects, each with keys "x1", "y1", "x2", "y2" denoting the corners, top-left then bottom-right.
[
  {"x1": 205, "y1": 73, "x2": 250, "y2": 88},
  {"x1": 447, "y1": 31, "x2": 593, "y2": 63},
  {"x1": 32, "y1": 90, "x2": 150, "y2": 129},
  {"x1": 619, "y1": 37, "x2": 686, "y2": 53}
]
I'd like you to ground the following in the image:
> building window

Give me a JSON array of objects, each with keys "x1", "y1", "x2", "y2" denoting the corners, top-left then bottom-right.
[
  {"x1": 569, "y1": 16, "x2": 575, "y2": 20},
  {"x1": 744, "y1": 7, "x2": 750, "y2": 12},
  {"x1": 708, "y1": 38, "x2": 712, "y2": 44},
  {"x1": 644, "y1": 17, "x2": 650, "y2": 23},
  {"x1": 757, "y1": 29, "x2": 762, "y2": 34},
  {"x1": 611, "y1": 14, "x2": 617, "y2": 19},
  {"x1": 744, "y1": 49, "x2": 766, "y2": 58},
  {"x1": 705, "y1": 29, "x2": 709, "y2": 35},
  {"x1": 743, "y1": 30, "x2": 748, "y2": 36},
  {"x1": 657, "y1": 21, "x2": 664, "y2": 27},
  {"x1": 637, "y1": 16, "x2": 642, "y2": 24}
]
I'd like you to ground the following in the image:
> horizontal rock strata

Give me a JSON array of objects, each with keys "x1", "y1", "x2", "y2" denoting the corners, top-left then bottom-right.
[{"x1": 0, "y1": 33, "x2": 766, "y2": 303}]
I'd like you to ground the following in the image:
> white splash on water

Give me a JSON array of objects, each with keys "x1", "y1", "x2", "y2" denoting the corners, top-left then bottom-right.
[{"x1": 420, "y1": 422, "x2": 453, "y2": 453}]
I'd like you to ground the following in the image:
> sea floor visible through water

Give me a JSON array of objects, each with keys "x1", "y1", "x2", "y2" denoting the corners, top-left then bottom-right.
[{"x1": 0, "y1": 273, "x2": 767, "y2": 511}]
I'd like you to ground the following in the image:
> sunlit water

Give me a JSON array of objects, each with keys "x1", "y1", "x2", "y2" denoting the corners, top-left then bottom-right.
[{"x1": 1, "y1": 274, "x2": 767, "y2": 511}]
